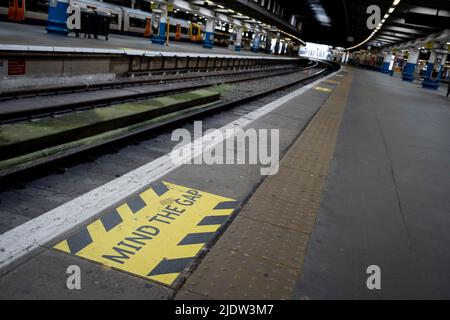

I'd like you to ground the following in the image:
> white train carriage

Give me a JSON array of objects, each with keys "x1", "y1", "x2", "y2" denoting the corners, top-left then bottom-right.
[
  {"x1": 69, "y1": 0, "x2": 123, "y2": 31},
  {"x1": 164, "y1": 16, "x2": 192, "y2": 41},
  {"x1": 121, "y1": 8, "x2": 194, "y2": 41},
  {"x1": 122, "y1": 6, "x2": 150, "y2": 34},
  {"x1": 0, "y1": 0, "x2": 48, "y2": 23},
  {"x1": 1, "y1": 0, "x2": 204, "y2": 43}
]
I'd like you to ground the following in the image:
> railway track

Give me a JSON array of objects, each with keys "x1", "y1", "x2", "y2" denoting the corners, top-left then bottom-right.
[
  {"x1": 0, "y1": 60, "x2": 314, "y2": 100},
  {"x1": 0, "y1": 60, "x2": 317, "y2": 123},
  {"x1": 0, "y1": 63, "x2": 334, "y2": 195}
]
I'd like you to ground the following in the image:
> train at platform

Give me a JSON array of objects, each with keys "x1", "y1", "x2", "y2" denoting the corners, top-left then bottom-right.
[{"x1": 0, "y1": 0, "x2": 208, "y2": 43}]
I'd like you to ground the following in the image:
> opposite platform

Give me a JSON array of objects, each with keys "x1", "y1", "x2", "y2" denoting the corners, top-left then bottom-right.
[{"x1": 0, "y1": 21, "x2": 293, "y2": 59}]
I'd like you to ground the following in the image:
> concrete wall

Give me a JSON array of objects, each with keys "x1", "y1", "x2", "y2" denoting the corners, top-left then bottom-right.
[{"x1": 0, "y1": 51, "x2": 298, "y2": 90}]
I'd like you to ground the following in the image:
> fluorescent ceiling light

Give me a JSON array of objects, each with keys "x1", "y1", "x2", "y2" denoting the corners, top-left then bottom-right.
[{"x1": 309, "y1": 1, "x2": 331, "y2": 27}]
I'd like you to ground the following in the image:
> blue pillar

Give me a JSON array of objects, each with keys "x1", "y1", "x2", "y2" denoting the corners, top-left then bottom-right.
[
  {"x1": 151, "y1": 4, "x2": 167, "y2": 45},
  {"x1": 46, "y1": 0, "x2": 69, "y2": 35},
  {"x1": 152, "y1": 21, "x2": 167, "y2": 45},
  {"x1": 203, "y1": 19, "x2": 214, "y2": 49},
  {"x1": 421, "y1": 63, "x2": 438, "y2": 90},
  {"x1": 402, "y1": 63, "x2": 416, "y2": 81},
  {"x1": 203, "y1": 32, "x2": 214, "y2": 49},
  {"x1": 422, "y1": 52, "x2": 447, "y2": 90},
  {"x1": 381, "y1": 52, "x2": 391, "y2": 73},
  {"x1": 402, "y1": 48, "x2": 419, "y2": 82}
]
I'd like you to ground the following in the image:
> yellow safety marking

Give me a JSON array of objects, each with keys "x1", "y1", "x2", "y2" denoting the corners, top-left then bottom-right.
[
  {"x1": 53, "y1": 181, "x2": 237, "y2": 287},
  {"x1": 323, "y1": 79, "x2": 340, "y2": 85},
  {"x1": 314, "y1": 86, "x2": 333, "y2": 93}
]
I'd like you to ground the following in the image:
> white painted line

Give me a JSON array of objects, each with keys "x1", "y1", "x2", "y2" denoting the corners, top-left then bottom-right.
[
  {"x1": 27, "y1": 45, "x2": 55, "y2": 52},
  {"x1": 0, "y1": 69, "x2": 340, "y2": 274},
  {"x1": 0, "y1": 43, "x2": 297, "y2": 60},
  {"x1": 53, "y1": 46, "x2": 79, "y2": 53},
  {"x1": 107, "y1": 49, "x2": 127, "y2": 55},
  {"x1": 125, "y1": 49, "x2": 146, "y2": 56},
  {"x1": 0, "y1": 44, "x2": 29, "y2": 51},
  {"x1": 92, "y1": 48, "x2": 114, "y2": 54}
]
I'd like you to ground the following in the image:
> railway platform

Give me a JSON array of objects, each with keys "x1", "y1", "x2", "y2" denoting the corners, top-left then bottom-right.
[
  {"x1": 1, "y1": 20, "x2": 299, "y2": 94},
  {"x1": 0, "y1": 64, "x2": 448, "y2": 300},
  {"x1": 0, "y1": 21, "x2": 279, "y2": 57}
]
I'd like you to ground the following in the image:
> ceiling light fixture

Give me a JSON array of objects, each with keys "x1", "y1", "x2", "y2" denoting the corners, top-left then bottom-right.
[
  {"x1": 346, "y1": 0, "x2": 402, "y2": 50},
  {"x1": 309, "y1": 0, "x2": 332, "y2": 27}
]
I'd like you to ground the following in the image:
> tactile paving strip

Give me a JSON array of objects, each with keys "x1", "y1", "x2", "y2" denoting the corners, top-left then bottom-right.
[
  {"x1": 177, "y1": 72, "x2": 353, "y2": 299},
  {"x1": 177, "y1": 243, "x2": 299, "y2": 300},
  {"x1": 242, "y1": 172, "x2": 323, "y2": 234},
  {"x1": 215, "y1": 216, "x2": 309, "y2": 268}
]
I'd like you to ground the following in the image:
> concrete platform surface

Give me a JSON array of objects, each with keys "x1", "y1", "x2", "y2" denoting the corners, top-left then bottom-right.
[
  {"x1": 0, "y1": 66, "x2": 338, "y2": 299},
  {"x1": 1, "y1": 65, "x2": 449, "y2": 299},
  {"x1": 177, "y1": 68, "x2": 450, "y2": 300},
  {"x1": 294, "y1": 68, "x2": 450, "y2": 299},
  {"x1": 0, "y1": 21, "x2": 289, "y2": 59}
]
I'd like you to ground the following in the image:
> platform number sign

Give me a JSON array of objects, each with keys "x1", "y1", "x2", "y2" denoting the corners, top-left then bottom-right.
[
  {"x1": 366, "y1": 5, "x2": 381, "y2": 30},
  {"x1": 66, "y1": 5, "x2": 81, "y2": 30}
]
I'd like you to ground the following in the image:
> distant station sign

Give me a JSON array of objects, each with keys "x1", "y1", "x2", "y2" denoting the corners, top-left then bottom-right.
[
  {"x1": 7, "y1": 59, "x2": 26, "y2": 75},
  {"x1": 54, "y1": 181, "x2": 238, "y2": 287},
  {"x1": 299, "y1": 42, "x2": 332, "y2": 60}
]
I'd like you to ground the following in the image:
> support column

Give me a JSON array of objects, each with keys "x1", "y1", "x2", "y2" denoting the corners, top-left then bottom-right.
[
  {"x1": 280, "y1": 41, "x2": 286, "y2": 55},
  {"x1": 234, "y1": 27, "x2": 243, "y2": 51},
  {"x1": 151, "y1": 4, "x2": 167, "y2": 45},
  {"x1": 390, "y1": 51, "x2": 402, "y2": 76},
  {"x1": 341, "y1": 51, "x2": 349, "y2": 64},
  {"x1": 381, "y1": 52, "x2": 391, "y2": 73},
  {"x1": 274, "y1": 32, "x2": 281, "y2": 54},
  {"x1": 345, "y1": 52, "x2": 350, "y2": 64},
  {"x1": 203, "y1": 18, "x2": 214, "y2": 49},
  {"x1": 402, "y1": 47, "x2": 419, "y2": 81},
  {"x1": 251, "y1": 30, "x2": 261, "y2": 53},
  {"x1": 46, "y1": 0, "x2": 69, "y2": 35},
  {"x1": 264, "y1": 35, "x2": 272, "y2": 54},
  {"x1": 422, "y1": 51, "x2": 447, "y2": 90},
  {"x1": 437, "y1": 53, "x2": 448, "y2": 81},
  {"x1": 422, "y1": 49, "x2": 438, "y2": 89}
]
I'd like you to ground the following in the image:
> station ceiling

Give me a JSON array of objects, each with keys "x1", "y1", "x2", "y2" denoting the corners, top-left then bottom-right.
[
  {"x1": 274, "y1": 0, "x2": 449, "y2": 48},
  {"x1": 192, "y1": 0, "x2": 304, "y2": 40}
]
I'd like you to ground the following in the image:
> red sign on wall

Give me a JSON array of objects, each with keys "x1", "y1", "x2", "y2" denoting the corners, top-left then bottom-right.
[{"x1": 8, "y1": 59, "x2": 26, "y2": 75}]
